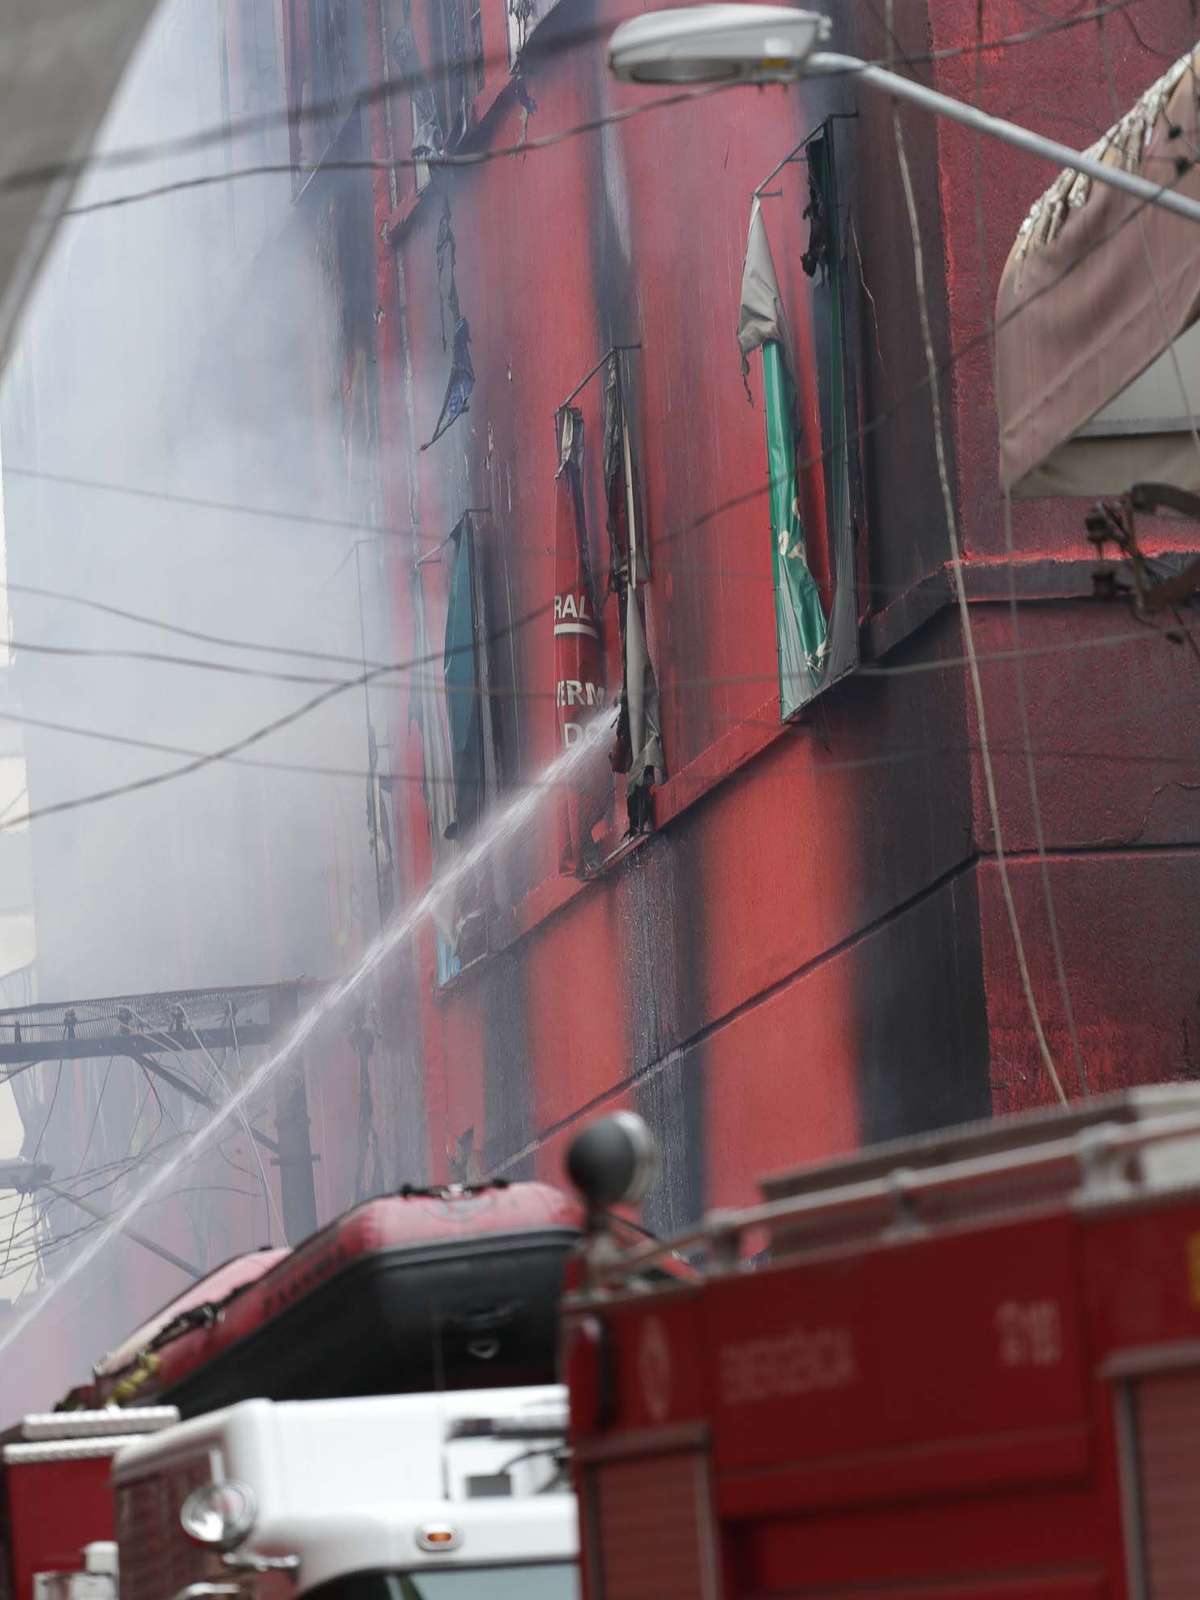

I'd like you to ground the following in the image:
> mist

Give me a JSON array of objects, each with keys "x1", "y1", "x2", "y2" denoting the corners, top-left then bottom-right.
[{"x1": 0, "y1": 0, "x2": 407, "y2": 1411}]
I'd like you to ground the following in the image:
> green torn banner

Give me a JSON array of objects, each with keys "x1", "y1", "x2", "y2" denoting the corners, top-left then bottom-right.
[{"x1": 761, "y1": 338, "x2": 828, "y2": 716}]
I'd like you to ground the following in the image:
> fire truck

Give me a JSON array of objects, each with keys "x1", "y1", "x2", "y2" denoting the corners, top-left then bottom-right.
[
  {"x1": 110, "y1": 1386, "x2": 577, "y2": 1600},
  {"x1": 560, "y1": 1090, "x2": 1200, "y2": 1599},
  {"x1": 0, "y1": 1409, "x2": 179, "y2": 1600},
  {"x1": 0, "y1": 1180, "x2": 585, "y2": 1600}
]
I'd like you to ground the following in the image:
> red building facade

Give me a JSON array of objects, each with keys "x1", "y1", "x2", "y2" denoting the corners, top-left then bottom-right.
[{"x1": 275, "y1": 0, "x2": 1200, "y2": 1223}]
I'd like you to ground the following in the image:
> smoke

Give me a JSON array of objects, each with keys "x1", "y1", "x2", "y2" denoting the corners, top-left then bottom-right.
[{"x1": 0, "y1": 0, "x2": 393, "y2": 1409}]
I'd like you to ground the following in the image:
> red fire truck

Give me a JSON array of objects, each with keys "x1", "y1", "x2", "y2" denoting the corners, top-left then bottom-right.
[
  {"x1": 0, "y1": 1409, "x2": 179, "y2": 1600},
  {"x1": 0, "y1": 1180, "x2": 584, "y2": 1600},
  {"x1": 560, "y1": 1090, "x2": 1200, "y2": 1599}
]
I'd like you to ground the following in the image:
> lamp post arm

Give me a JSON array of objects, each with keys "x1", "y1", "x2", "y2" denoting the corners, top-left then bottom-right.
[{"x1": 806, "y1": 51, "x2": 1200, "y2": 227}]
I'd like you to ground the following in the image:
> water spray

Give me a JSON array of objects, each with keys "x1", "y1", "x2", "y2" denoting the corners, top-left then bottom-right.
[{"x1": 0, "y1": 716, "x2": 613, "y2": 1363}]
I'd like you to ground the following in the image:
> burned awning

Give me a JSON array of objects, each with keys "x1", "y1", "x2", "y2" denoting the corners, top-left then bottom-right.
[
  {"x1": 996, "y1": 45, "x2": 1200, "y2": 499},
  {"x1": 0, "y1": 0, "x2": 161, "y2": 367}
]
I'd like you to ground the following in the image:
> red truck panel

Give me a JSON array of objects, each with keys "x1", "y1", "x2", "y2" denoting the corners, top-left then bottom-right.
[
  {"x1": 568, "y1": 1166, "x2": 1200, "y2": 1600},
  {"x1": 2, "y1": 1456, "x2": 114, "y2": 1600}
]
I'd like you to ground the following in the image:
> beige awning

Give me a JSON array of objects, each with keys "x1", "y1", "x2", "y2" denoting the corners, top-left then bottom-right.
[
  {"x1": 0, "y1": 0, "x2": 160, "y2": 370},
  {"x1": 996, "y1": 46, "x2": 1200, "y2": 499}
]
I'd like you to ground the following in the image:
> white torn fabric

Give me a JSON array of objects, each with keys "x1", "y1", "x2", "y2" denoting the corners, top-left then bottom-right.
[
  {"x1": 1012, "y1": 46, "x2": 1199, "y2": 264},
  {"x1": 737, "y1": 197, "x2": 792, "y2": 377}
]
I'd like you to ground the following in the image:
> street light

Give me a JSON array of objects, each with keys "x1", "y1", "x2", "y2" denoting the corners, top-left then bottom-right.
[
  {"x1": 608, "y1": 5, "x2": 1200, "y2": 226},
  {"x1": 607, "y1": 3, "x2": 830, "y2": 84}
]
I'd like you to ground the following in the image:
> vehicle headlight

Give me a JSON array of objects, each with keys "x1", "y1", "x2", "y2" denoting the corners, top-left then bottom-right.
[{"x1": 180, "y1": 1482, "x2": 257, "y2": 1551}]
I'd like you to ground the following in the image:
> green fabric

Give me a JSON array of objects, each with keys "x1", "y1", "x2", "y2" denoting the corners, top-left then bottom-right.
[
  {"x1": 443, "y1": 523, "x2": 483, "y2": 837},
  {"x1": 762, "y1": 339, "x2": 828, "y2": 717}
]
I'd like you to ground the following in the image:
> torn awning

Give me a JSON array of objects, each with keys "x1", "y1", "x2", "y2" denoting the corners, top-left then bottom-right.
[
  {"x1": 996, "y1": 45, "x2": 1200, "y2": 499},
  {"x1": 0, "y1": 0, "x2": 161, "y2": 368}
]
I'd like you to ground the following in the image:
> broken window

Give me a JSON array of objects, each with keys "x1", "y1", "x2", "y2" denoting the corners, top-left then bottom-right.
[
  {"x1": 506, "y1": 0, "x2": 560, "y2": 66},
  {"x1": 390, "y1": 19, "x2": 442, "y2": 192},
  {"x1": 423, "y1": 202, "x2": 475, "y2": 451},
  {"x1": 282, "y1": 0, "x2": 367, "y2": 174},
  {"x1": 603, "y1": 353, "x2": 664, "y2": 838},
  {"x1": 444, "y1": 514, "x2": 492, "y2": 840},
  {"x1": 738, "y1": 122, "x2": 859, "y2": 720},
  {"x1": 554, "y1": 405, "x2": 613, "y2": 875},
  {"x1": 413, "y1": 512, "x2": 506, "y2": 981},
  {"x1": 432, "y1": 0, "x2": 483, "y2": 146},
  {"x1": 553, "y1": 350, "x2": 665, "y2": 878}
]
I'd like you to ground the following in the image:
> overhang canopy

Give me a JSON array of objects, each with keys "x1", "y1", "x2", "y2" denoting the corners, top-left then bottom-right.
[
  {"x1": 996, "y1": 46, "x2": 1200, "y2": 499},
  {"x1": 0, "y1": 0, "x2": 160, "y2": 370}
]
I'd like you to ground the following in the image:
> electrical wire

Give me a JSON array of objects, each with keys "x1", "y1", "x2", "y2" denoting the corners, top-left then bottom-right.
[
  {"x1": 0, "y1": 613, "x2": 1176, "y2": 701},
  {"x1": 74, "y1": 1056, "x2": 116, "y2": 1176},
  {"x1": 226, "y1": 1007, "x2": 278, "y2": 1245},
  {"x1": 888, "y1": 28, "x2": 1066, "y2": 1104},
  {"x1": 62, "y1": 83, "x2": 740, "y2": 216},
  {"x1": 4, "y1": 85, "x2": 1196, "y2": 713},
  {"x1": 1, "y1": 463, "x2": 418, "y2": 545},
  {"x1": 183, "y1": 1016, "x2": 283, "y2": 1245},
  {"x1": 0, "y1": 0, "x2": 1149, "y2": 205},
  {"x1": 0, "y1": 621, "x2": 1183, "y2": 839},
  {"x1": 971, "y1": 4, "x2": 1089, "y2": 1092}
]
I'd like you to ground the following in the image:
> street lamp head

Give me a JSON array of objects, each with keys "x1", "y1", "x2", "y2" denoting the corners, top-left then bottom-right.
[{"x1": 608, "y1": 4, "x2": 830, "y2": 86}]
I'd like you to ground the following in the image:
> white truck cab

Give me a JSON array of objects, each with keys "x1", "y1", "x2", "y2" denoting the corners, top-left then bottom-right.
[{"x1": 111, "y1": 1387, "x2": 577, "y2": 1600}]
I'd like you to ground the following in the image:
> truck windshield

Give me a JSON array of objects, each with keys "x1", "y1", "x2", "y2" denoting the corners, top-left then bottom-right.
[{"x1": 318, "y1": 1566, "x2": 579, "y2": 1600}]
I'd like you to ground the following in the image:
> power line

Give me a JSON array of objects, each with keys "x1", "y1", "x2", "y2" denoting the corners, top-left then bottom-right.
[
  {"x1": 62, "y1": 83, "x2": 737, "y2": 216},
  {"x1": 2, "y1": 462, "x2": 419, "y2": 545},
  {"x1": 58, "y1": 7, "x2": 1160, "y2": 219},
  {"x1": 890, "y1": 26, "x2": 1065, "y2": 1104},
  {"x1": 6, "y1": 84, "x2": 1195, "y2": 696},
  {"x1": 0, "y1": 621, "x2": 1191, "y2": 836},
  {"x1": 967, "y1": 11, "x2": 1088, "y2": 1096},
  {"x1": 0, "y1": 0, "x2": 1143, "y2": 204},
  {"x1": 0, "y1": 33, "x2": 1190, "y2": 830}
]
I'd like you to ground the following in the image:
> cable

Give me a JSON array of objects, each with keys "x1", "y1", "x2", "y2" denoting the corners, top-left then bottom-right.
[
  {"x1": 226, "y1": 1007, "x2": 278, "y2": 1245},
  {"x1": 52, "y1": 6, "x2": 1160, "y2": 218},
  {"x1": 889, "y1": 41, "x2": 1066, "y2": 1105},
  {"x1": 2, "y1": 463, "x2": 418, "y2": 546},
  {"x1": 0, "y1": 622, "x2": 1179, "y2": 837},
  {"x1": 4, "y1": 105, "x2": 1194, "y2": 701},
  {"x1": 62, "y1": 84, "x2": 738, "y2": 216},
  {"x1": 183, "y1": 1015, "x2": 283, "y2": 1246},
  {"x1": 0, "y1": 609, "x2": 1174, "y2": 700},
  {"x1": 0, "y1": 1061, "x2": 65, "y2": 1283},
  {"x1": 74, "y1": 1056, "x2": 116, "y2": 1176},
  {"x1": 969, "y1": 10, "x2": 1089, "y2": 1094},
  {"x1": 0, "y1": 62, "x2": 1191, "y2": 833},
  {"x1": 25, "y1": 1063, "x2": 65, "y2": 1168},
  {"x1": 0, "y1": 0, "x2": 1148, "y2": 204},
  {"x1": 5, "y1": 635, "x2": 352, "y2": 688},
  {"x1": 4, "y1": 575, "x2": 398, "y2": 665}
]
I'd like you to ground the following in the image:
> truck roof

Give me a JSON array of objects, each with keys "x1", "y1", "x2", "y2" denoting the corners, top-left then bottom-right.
[{"x1": 112, "y1": 1387, "x2": 575, "y2": 1585}]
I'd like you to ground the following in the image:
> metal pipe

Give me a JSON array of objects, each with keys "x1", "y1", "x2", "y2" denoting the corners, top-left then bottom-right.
[
  {"x1": 555, "y1": 345, "x2": 643, "y2": 417},
  {"x1": 42, "y1": 1181, "x2": 201, "y2": 1279},
  {"x1": 806, "y1": 52, "x2": 1200, "y2": 226}
]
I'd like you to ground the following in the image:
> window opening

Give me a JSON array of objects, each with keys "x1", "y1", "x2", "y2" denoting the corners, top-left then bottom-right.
[
  {"x1": 603, "y1": 352, "x2": 664, "y2": 837},
  {"x1": 553, "y1": 346, "x2": 664, "y2": 878},
  {"x1": 283, "y1": 0, "x2": 365, "y2": 175},
  {"x1": 507, "y1": 0, "x2": 561, "y2": 67},
  {"x1": 416, "y1": 511, "x2": 506, "y2": 981},
  {"x1": 391, "y1": 20, "x2": 442, "y2": 192},
  {"x1": 434, "y1": 0, "x2": 482, "y2": 146},
  {"x1": 739, "y1": 120, "x2": 860, "y2": 720},
  {"x1": 423, "y1": 202, "x2": 475, "y2": 451},
  {"x1": 554, "y1": 405, "x2": 612, "y2": 876}
]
